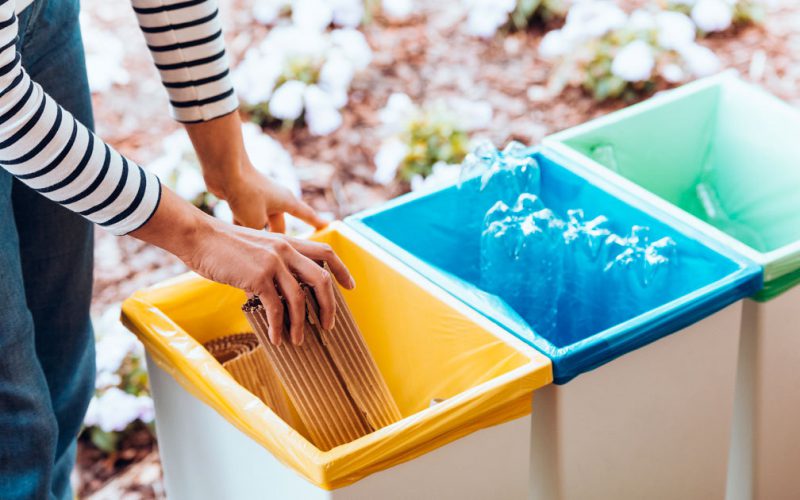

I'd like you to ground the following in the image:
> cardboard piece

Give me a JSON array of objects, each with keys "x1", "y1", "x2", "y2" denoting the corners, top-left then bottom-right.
[
  {"x1": 306, "y1": 281, "x2": 403, "y2": 430},
  {"x1": 241, "y1": 276, "x2": 402, "y2": 450},
  {"x1": 204, "y1": 333, "x2": 295, "y2": 427},
  {"x1": 243, "y1": 298, "x2": 372, "y2": 450}
]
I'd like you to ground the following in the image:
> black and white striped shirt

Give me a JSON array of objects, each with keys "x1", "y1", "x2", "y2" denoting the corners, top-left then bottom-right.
[{"x1": 2, "y1": 0, "x2": 239, "y2": 235}]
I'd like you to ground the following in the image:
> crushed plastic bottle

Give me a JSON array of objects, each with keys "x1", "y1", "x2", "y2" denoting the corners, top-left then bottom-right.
[
  {"x1": 480, "y1": 193, "x2": 563, "y2": 340},
  {"x1": 473, "y1": 146, "x2": 681, "y2": 346},
  {"x1": 696, "y1": 181, "x2": 725, "y2": 222},
  {"x1": 695, "y1": 176, "x2": 767, "y2": 251},
  {"x1": 480, "y1": 201, "x2": 525, "y2": 313},
  {"x1": 480, "y1": 142, "x2": 541, "y2": 202},
  {"x1": 590, "y1": 144, "x2": 620, "y2": 173},
  {"x1": 643, "y1": 236, "x2": 677, "y2": 287},
  {"x1": 498, "y1": 141, "x2": 542, "y2": 197},
  {"x1": 558, "y1": 209, "x2": 613, "y2": 345},
  {"x1": 563, "y1": 209, "x2": 611, "y2": 261},
  {"x1": 517, "y1": 207, "x2": 565, "y2": 339},
  {"x1": 602, "y1": 227, "x2": 677, "y2": 320},
  {"x1": 513, "y1": 192, "x2": 546, "y2": 215},
  {"x1": 459, "y1": 141, "x2": 541, "y2": 203},
  {"x1": 459, "y1": 139, "x2": 498, "y2": 188}
]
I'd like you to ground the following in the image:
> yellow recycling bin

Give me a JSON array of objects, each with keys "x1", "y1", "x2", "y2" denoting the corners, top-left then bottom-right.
[{"x1": 121, "y1": 222, "x2": 552, "y2": 500}]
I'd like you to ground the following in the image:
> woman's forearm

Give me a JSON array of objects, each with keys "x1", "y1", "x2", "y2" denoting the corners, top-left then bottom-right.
[
  {"x1": 129, "y1": 187, "x2": 207, "y2": 262},
  {"x1": 181, "y1": 111, "x2": 327, "y2": 231},
  {"x1": 184, "y1": 111, "x2": 247, "y2": 200}
]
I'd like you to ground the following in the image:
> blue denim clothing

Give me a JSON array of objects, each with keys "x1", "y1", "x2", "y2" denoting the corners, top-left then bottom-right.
[{"x1": 0, "y1": 1, "x2": 95, "y2": 499}]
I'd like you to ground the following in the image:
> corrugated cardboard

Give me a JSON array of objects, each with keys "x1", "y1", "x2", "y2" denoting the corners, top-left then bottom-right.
[
  {"x1": 243, "y1": 299, "x2": 372, "y2": 450},
  {"x1": 204, "y1": 334, "x2": 295, "y2": 427},
  {"x1": 305, "y1": 273, "x2": 402, "y2": 431}
]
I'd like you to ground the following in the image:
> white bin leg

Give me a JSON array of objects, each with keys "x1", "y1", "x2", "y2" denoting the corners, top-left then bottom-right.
[
  {"x1": 530, "y1": 303, "x2": 742, "y2": 500},
  {"x1": 727, "y1": 286, "x2": 800, "y2": 500},
  {"x1": 148, "y1": 355, "x2": 531, "y2": 500}
]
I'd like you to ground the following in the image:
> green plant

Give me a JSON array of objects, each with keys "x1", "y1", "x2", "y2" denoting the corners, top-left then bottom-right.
[
  {"x1": 510, "y1": 0, "x2": 570, "y2": 29},
  {"x1": 665, "y1": 0, "x2": 764, "y2": 32},
  {"x1": 399, "y1": 111, "x2": 471, "y2": 181},
  {"x1": 374, "y1": 93, "x2": 491, "y2": 185},
  {"x1": 540, "y1": 4, "x2": 723, "y2": 101},
  {"x1": 83, "y1": 305, "x2": 155, "y2": 453}
]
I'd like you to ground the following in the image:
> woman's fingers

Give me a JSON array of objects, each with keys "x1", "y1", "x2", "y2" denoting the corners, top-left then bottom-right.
[
  {"x1": 232, "y1": 229, "x2": 353, "y2": 342},
  {"x1": 288, "y1": 239, "x2": 355, "y2": 289},
  {"x1": 290, "y1": 254, "x2": 337, "y2": 331},
  {"x1": 282, "y1": 194, "x2": 328, "y2": 229},
  {"x1": 258, "y1": 285, "x2": 285, "y2": 346},
  {"x1": 268, "y1": 213, "x2": 286, "y2": 233},
  {"x1": 274, "y1": 263, "x2": 306, "y2": 345}
]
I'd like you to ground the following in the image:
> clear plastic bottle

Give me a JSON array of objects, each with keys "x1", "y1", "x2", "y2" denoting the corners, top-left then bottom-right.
[
  {"x1": 472, "y1": 141, "x2": 541, "y2": 204},
  {"x1": 590, "y1": 143, "x2": 620, "y2": 173},
  {"x1": 559, "y1": 209, "x2": 612, "y2": 345},
  {"x1": 459, "y1": 139, "x2": 498, "y2": 189},
  {"x1": 602, "y1": 226, "x2": 676, "y2": 322},
  {"x1": 500, "y1": 141, "x2": 541, "y2": 197},
  {"x1": 515, "y1": 207, "x2": 565, "y2": 341},
  {"x1": 695, "y1": 176, "x2": 766, "y2": 251},
  {"x1": 480, "y1": 201, "x2": 515, "y2": 299},
  {"x1": 480, "y1": 194, "x2": 563, "y2": 340}
]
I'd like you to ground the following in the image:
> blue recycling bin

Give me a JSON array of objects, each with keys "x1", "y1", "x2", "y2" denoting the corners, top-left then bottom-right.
[{"x1": 346, "y1": 148, "x2": 761, "y2": 499}]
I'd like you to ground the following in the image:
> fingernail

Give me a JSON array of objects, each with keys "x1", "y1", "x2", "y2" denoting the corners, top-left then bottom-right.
[
  {"x1": 348, "y1": 276, "x2": 356, "y2": 289},
  {"x1": 293, "y1": 331, "x2": 304, "y2": 346}
]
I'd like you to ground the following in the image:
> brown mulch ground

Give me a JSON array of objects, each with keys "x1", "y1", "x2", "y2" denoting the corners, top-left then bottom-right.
[
  {"x1": 76, "y1": 427, "x2": 162, "y2": 499},
  {"x1": 79, "y1": 0, "x2": 800, "y2": 497}
]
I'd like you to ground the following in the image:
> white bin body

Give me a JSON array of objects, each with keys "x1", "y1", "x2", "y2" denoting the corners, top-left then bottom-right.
[
  {"x1": 530, "y1": 303, "x2": 742, "y2": 500},
  {"x1": 543, "y1": 136, "x2": 800, "y2": 500},
  {"x1": 147, "y1": 355, "x2": 531, "y2": 500},
  {"x1": 727, "y1": 286, "x2": 800, "y2": 500}
]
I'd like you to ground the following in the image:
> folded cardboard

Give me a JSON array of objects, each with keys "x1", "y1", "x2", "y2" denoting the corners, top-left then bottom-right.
[
  {"x1": 306, "y1": 276, "x2": 403, "y2": 431},
  {"x1": 203, "y1": 334, "x2": 296, "y2": 428},
  {"x1": 243, "y1": 297, "x2": 373, "y2": 450},
  {"x1": 241, "y1": 274, "x2": 402, "y2": 451}
]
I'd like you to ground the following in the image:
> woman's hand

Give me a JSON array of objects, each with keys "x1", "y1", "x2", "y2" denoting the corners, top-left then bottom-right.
[
  {"x1": 138, "y1": 112, "x2": 352, "y2": 345},
  {"x1": 131, "y1": 189, "x2": 355, "y2": 346},
  {"x1": 184, "y1": 111, "x2": 325, "y2": 232},
  {"x1": 212, "y1": 162, "x2": 326, "y2": 232}
]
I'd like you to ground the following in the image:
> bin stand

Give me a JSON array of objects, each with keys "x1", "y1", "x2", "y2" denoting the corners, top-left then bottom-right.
[
  {"x1": 147, "y1": 354, "x2": 532, "y2": 500},
  {"x1": 727, "y1": 286, "x2": 800, "y2": 500},
  {"x1": 530, "y1": 303, "x2": 742, "y2": 500}
]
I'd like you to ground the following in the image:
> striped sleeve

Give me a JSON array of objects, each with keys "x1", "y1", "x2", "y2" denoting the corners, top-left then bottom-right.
[
  {"x1": 0, "y1": 1, "x2": 160, "y2": 235},
  {"x1": 131, "y1": 0, "x2": 239, "y2": 123}
]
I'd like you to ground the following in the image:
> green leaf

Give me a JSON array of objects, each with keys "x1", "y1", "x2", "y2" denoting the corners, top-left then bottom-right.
[
  {"x1": 90, "y1": 427, "x2": 121, "y2": 454},
  {"x1": 594, "y1": 76, "x2": 626, "y2": 101},
  {"x1": 511, "y1": 0, "x2": 543, "y2": 30}
]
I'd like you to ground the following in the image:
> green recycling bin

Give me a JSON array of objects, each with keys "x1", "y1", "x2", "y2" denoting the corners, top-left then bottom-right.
[{"x1": 545, "y1": 72, "x2": 800, "y2": 500}]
